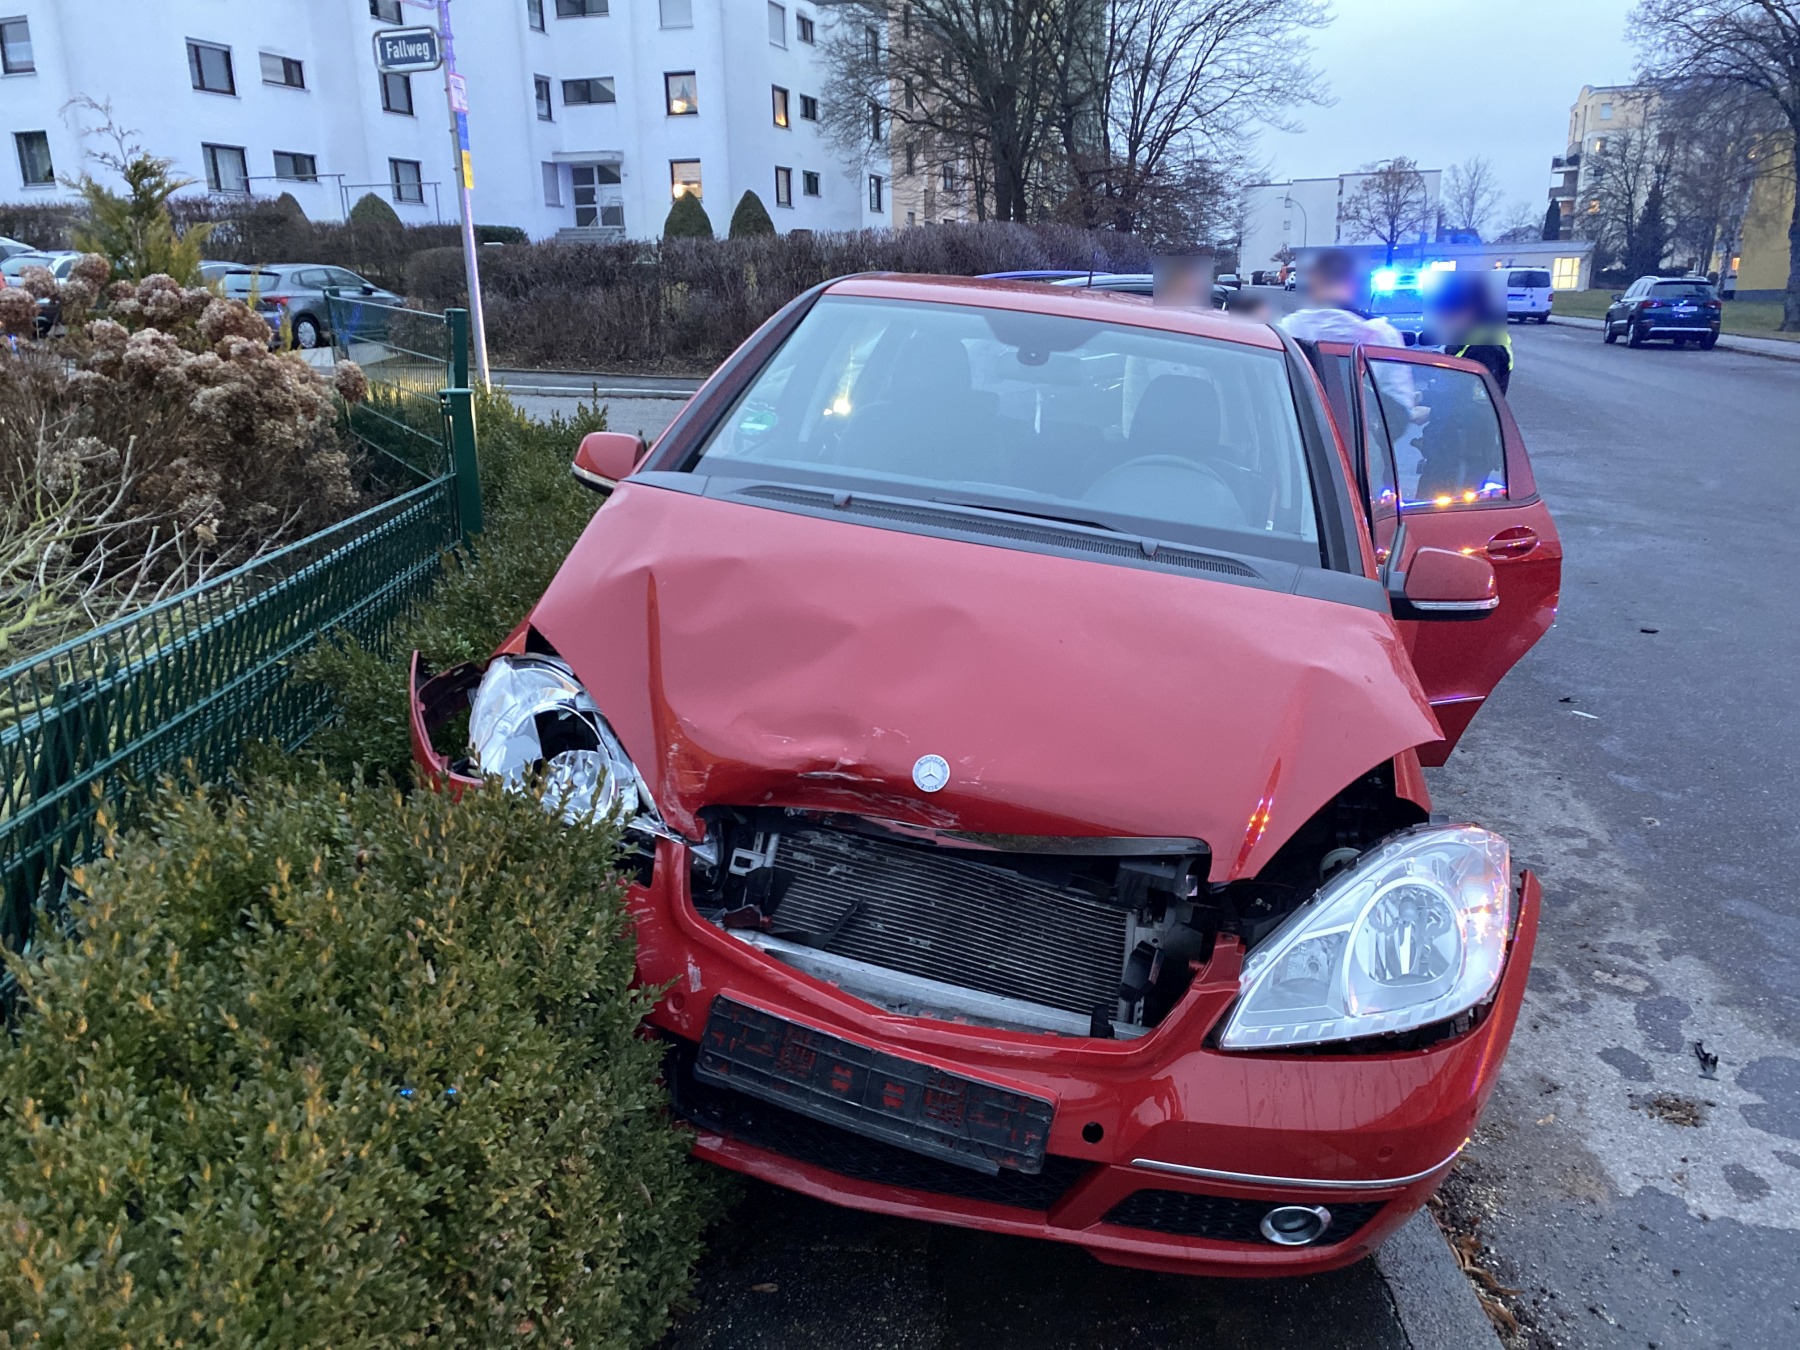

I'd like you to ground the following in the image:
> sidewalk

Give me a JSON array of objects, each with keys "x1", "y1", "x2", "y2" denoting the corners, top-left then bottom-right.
[{"x1": 1550, "y1": 313, "x2": 1800, "y2": 363}]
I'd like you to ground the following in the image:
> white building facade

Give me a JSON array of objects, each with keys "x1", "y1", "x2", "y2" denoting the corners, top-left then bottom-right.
[
  {"x1": 1241, "y1": 168, "x2": 1445, "y2": 276},
  {"x1": 0, "y1": 0, "x2": 888, "y2": 240}
]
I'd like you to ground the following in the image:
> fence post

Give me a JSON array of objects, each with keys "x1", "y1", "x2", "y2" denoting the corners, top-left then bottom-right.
[{"x1": 442, "y1": 308, "x2": 482, "y2": 541}]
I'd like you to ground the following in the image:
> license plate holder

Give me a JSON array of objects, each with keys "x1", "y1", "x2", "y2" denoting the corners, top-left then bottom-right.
[{"x1": 696, "y1": 996, "x2": 1054, "y2": 1175}]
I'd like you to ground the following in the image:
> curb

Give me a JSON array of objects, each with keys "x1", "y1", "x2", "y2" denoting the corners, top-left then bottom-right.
[
  {"x1": 1549, "y1": 313, "x2": 1800, "y2": 364},
  {"x1": 1374, "y1": 1212, "x2": 1502, "y2": 1349}
]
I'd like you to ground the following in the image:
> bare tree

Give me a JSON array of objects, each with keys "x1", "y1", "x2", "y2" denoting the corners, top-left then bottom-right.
[
  {"x1": 1441, "y1": 155, "x2": 1503, "y2": 238},
  {"x1": 1583, "y1": 125, "x2": 1677, "y2": 276},
  {"x1": 1491, "y1": 198, "x2": 1552, "y2": 243},
  {"x1": 1339, "y1": 158, "x2": 1433, "y2": 262},
  {"x1": 1631, "y1": 0, "x2": 1800, "y2": 328},
  {"x1": 1658, "y1": 78, "x2": 1785, "y2": 274},
  {"x1": 1046, "y1": 0, "x2": 1329, "y2": 240}
]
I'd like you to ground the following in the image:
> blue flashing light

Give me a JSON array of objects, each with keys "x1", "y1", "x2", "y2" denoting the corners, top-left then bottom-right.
[{"x1": 1372, "y1": 268, "x2": 1399, "y2": 294}]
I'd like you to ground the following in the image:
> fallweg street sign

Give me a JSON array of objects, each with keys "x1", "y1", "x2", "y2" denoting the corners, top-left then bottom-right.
[{"x1": 373, "y1": 26, "x2": 442, "y2": 74}]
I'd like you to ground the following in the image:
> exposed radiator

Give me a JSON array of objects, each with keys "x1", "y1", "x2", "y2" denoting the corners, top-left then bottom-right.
[{"x1": 765, "y1": 828, "x2": 1128, "y2": 1019}]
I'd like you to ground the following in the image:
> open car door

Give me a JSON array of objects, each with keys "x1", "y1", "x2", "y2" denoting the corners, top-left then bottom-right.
[{"x1": 1313, "y1": 342, "x2": 1561, "y2": 765}]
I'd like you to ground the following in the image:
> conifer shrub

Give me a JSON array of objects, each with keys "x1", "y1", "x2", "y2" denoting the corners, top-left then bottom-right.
[
  {"x1": 728, "y1": 191, "x2": 775, "y2": 239},
  {"x1": 662, "y1": 192, "x2": 714, "y2": 240},
  {"x1": 0, "y1": 772, "x2": 717, "y2": 1348}
]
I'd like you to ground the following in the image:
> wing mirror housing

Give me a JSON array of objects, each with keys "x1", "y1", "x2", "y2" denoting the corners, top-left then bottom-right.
[
  {"x1": 1388, "y1": 546, "x2": 1499, "y2": 622},
  {"x1": 571, "y1": 430, "x2": 648, "y2": 493},
  {"x1": 1611, "y1": 291, "x2": 1624, "y2": 301}
]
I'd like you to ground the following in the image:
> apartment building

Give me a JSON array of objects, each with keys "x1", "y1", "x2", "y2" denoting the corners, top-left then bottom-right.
[
  {"x1": 0, "y1": 0, "x2": 889, "y2": 240},
  {"x1": 1240, "y1": 167, "x2": 1444, "y2": 276},
  {"x1": 1546, "y1": 83, "x2": 1654, "y2": 240}
]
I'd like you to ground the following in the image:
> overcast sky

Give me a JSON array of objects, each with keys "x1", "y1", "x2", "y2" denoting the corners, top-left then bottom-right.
[{"x1": 1257, "y1": 0, "x2": 1641, "y2": 224}]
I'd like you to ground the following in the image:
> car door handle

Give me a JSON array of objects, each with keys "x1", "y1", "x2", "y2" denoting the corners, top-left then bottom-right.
[{"x1": 1485, "y1": 527, "x2": 1538, "y2": 560}]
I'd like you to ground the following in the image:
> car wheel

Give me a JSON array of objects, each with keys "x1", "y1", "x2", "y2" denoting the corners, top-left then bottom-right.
[
  {"x1": 1536, "y1": 312, "x2": 1550, "y2": 324},
  {"x1": 1603, "y1": 319, "x2": 1618, "y2": 344},
  {"x1": 1627, "y1": 321, "x2": 1647, "y2": 348},
  {"x1": 1699, "y1": 333, "x2": 1718, "y2": 350},
  {"x1": 292, "y1": 315, "x2": 323, "y2": 350}
]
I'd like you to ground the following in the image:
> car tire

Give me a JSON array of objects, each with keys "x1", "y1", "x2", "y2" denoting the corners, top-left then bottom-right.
[
  {"x1": 1627, "y1": 322, "x2": 1647, "y2": 348},
  {"x1": 1536, "y1": 313, "x2": 1550, "y2": 324},
  {"x1": 1699, "y1": 333, "x2": 1718, "y2": 351},
  {"x1": 292, "y1": 314, "x2": 324, "y2": 350},
  {"x1": 1603, "y1": 319, "x2": 1618, "y2": 344}
]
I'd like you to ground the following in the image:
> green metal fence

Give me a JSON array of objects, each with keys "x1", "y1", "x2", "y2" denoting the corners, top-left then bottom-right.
[{"x1": 0, "y1": 305, "x2": 479, "y2": 960}]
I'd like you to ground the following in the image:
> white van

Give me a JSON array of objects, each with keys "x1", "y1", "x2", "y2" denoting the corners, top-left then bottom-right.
[{"x1": 1504, "y1": 267, "x2": 1554, "y2": 323}]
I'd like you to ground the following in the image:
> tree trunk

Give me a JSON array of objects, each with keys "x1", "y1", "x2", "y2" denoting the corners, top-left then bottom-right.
[{"x1": 1786, "y1": 164, "x2": 1800, "y2": 332}]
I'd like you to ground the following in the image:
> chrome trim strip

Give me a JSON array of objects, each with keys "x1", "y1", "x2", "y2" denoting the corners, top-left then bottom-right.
[
  {"x1": 1409, "y1": 596, "x2": 1500, "y2": 612},
  {"x1": 1128, "y1": 1141, "x2": 1466, "y2": 1192}
]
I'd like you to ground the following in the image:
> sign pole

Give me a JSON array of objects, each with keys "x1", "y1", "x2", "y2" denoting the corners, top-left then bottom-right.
[{"x1": 435, "y1": 0, "x2": 490, "y2": 390}]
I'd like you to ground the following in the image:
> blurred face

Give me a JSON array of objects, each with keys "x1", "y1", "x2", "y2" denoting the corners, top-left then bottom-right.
[{"x1": 1306, "y1": 270, "x2": 1356, "y2": 305}]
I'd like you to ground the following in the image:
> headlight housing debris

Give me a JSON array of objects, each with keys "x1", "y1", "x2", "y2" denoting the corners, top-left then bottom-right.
[
  {"x1": 1221, "y1": 825, "x2": 1514, "y2": 1050},
  {"x1": 467, "y1": 654, "x2": 656, "y2": 829}
]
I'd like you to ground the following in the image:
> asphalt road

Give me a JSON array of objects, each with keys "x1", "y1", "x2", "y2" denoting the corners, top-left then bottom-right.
[{"x1": 1431, "y1": 320, "x2": 1800, "y2": 1348}]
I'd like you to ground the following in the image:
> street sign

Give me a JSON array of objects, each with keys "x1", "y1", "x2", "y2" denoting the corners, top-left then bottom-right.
[{"x1": 373, "y1": 26, "x2": 442, "y2": 74}]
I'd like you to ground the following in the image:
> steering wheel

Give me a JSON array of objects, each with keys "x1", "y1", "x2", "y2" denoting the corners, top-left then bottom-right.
[{"x1": 1094, "y1": 454, "x2": 1233, "y2": 493}]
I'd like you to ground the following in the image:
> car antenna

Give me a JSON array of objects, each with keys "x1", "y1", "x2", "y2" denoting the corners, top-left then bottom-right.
[{"x1": 1086, "y1": 249, "x2": 1097, "y2": 289}]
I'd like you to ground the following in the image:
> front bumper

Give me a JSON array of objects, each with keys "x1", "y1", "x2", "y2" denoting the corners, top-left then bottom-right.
[{"x1": 410, "y1": 655, "x2": 1540, "y2": 1276}]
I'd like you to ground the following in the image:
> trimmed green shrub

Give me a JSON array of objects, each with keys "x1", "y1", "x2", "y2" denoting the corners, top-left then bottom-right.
[
  {"x1": 301, "y1": 389, "x2": 609, "y2": 783},
  {"x1": 350, "y1": 192, "x2": 404, "y2": 230},
  {"x1": 663, "y1": 192, "x2": 714, "y2": 240},
  {"x1": 272, "y1": 190, "x2": 309, "y2": 222},
  {"x1": 0, "y1": 772, "x2": 717, "y2": 1348},
  {"x1": 728, "y1": 191, "x2": 775, "y2": 239}
]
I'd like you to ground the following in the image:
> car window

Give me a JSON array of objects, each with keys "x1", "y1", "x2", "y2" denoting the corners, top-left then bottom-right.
[
  {"x1": 1651, "y1": 280, "x2": 1715, "y2": 299},
  {"x1": 0, "y1": 254, "x2": 47, "y2": 277},
  {"x1": 222, "y1": 270, "x2": 278, "y2": 295},
  {"x1": 1366, "y1": 358, "x2": 1507, "y2": 508},
  {"x1": 1359, "y1": 368, "x2": 1400, "y2": 532},
  {"x1": 291, "y1": 268, "x2": 329, "y2": 288},
  {"x1": 690, "y1": 294, "x2": 1323, "y2": 565},
  {"x1": 1509, "y1": 270, "x2": 1550, "y2": 288},
  {"x1": 327, "y1": 268, "x2": 369, "y2": 289}
]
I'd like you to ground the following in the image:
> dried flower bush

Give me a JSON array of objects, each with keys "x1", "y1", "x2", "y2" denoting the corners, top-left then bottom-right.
[{"x1": 0, "y1": 269, "x2": 371, "y2": 662}]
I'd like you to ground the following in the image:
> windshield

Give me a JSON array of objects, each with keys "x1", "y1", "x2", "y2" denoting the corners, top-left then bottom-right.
[
  {"x1": 0, "y1": 254, "x2": 50, "y2": 278},
  {"x1": 1509, "y1": 271, "x2": 1551, "y2": 288},
  {"x1": 687, "y1": 294, "x2": 1321, "y2": 566},
  {"x1": 1651, "y1": 280, "x2": 1715, "y2": 298}
]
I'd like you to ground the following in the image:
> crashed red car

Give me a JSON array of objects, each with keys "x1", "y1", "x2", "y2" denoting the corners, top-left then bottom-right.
[{"x1": 410, "y1": 276, "x2": 1560, "y2": 1276}]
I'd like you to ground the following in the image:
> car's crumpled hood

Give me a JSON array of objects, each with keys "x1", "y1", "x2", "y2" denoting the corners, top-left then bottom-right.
[{"x1": 528, "y1": 483, "x2": 1439, "y2": 880}]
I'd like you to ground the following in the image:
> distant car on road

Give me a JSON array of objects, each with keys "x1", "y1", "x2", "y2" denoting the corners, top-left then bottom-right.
[
  {"x1": 0, "y1": 249, "x2": 83, "y2": 334},
  {"x1": 1603, "y1": 276, "x2": 1721, "y2": 349},
  {"x1": 1216, "y1": 273, "x2": 1242, "y2": 290},
  {"x1": 1502, "y1": 268, "x2": 1553, "y2": 324},
  {"x1": 219, "y1": 263, "x2": 402, "y2": 349}
]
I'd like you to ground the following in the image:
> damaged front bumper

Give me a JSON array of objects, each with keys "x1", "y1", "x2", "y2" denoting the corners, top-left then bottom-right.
[{"x1": 410, "y1": 654, "x2": 1540, "y2": 1277}]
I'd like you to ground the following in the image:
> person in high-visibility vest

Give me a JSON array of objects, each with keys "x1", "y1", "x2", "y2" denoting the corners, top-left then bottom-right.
[{"x1": 1425, "y1": 271, "x2": 1514, "y2": 394}]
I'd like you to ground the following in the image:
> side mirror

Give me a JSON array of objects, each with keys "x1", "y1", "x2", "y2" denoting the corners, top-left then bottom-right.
[
  {"x1": 361, "y1": 285, "x2": 376, "y2": 295},
  {"x1": 1611, "y1": 292, "x2": 1624, "y2": 301},
  {"x1": 1389, "y1": 546, "x2": 1498, "y2": 622},
  {"x1": 571, "y1": 430, "x2": 648, "y2": 493}
]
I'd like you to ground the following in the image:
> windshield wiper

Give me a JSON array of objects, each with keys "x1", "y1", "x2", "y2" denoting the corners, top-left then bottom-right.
[{"x1": 928, "y1": 498, "x2": 1122, "y2": 534}]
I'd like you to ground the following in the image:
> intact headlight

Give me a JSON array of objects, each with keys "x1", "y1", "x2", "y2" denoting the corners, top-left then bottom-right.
[
  {"x1": 1220, "y1": 825, "x2": 1514, "y2": 1051},
  {"x1": 467, "y1": 654, "x2": 654, "y2": 827}
]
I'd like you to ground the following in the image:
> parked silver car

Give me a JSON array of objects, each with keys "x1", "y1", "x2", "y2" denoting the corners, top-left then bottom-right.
[
  {"x1": 0, "y1": 250, "x2": 83, "y2": 334},
  {"x1": 219, "y1": 263, "x2": 402, "y2": 349}
]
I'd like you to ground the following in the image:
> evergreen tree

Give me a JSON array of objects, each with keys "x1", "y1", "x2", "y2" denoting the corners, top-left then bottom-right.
[
  {"x1": 728, "y1": 190, "x2": 776, "y2": 238},
  {"x1": 348, "y1": 192, "x2": 403, "y2": 230},
  {"x1": 1541, "y1": 199, "x2": 1562, "y2": 242},
  {"x1": 70, "y1": 152, "x2": 211, "y2": 284},
  {"x1": 663, "y1": 191, "x2": 714, "y2": 239}
]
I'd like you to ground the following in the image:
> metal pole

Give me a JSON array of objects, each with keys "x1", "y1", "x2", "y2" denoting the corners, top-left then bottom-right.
[{"x1": 436, "y1": 0, "x2": 490, "y2": 390}]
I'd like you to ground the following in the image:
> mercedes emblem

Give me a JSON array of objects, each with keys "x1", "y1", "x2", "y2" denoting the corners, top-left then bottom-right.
[{"x1": 912, "y1": 754, "x2": 950, "y2": 793}]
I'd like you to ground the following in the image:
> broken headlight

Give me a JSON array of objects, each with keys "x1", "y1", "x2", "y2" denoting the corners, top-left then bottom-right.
[
  {"x1": 467, "y1": 654, "x2": 654, "y2": 827},
  {"x1": 1220, "y1": 826, "x2": 1513, "y2": 1050}
]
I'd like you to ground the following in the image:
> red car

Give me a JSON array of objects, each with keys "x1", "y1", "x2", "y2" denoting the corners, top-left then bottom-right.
[{"x1": 410, "y1": 276, "x2": 1560, "y2": 1276}]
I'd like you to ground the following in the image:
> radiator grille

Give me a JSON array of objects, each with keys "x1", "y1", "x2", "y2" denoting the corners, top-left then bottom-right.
[{"x1": 767, "y1": 828, "x2": 1128, "y2": 1019}]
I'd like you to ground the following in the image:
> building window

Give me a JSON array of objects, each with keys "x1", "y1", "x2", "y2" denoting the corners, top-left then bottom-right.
[
  {"x1": 1599, "y1": 102, "x2": 1612, "y2": 120},
  {"x1": 797, "y1": 12, "x2": 815, "y2": 43},
  {"x1": 864, "y1": 25, "x2": 880, "y2": 60},
  {"x1": 941, "y1": 161, "x2": 957, "y2": 192},
  {"x1": 665, "y1": 71, "x2": 697, "y2": 115},
  {"x1": 390, "y1": 158, "x2": 424, "y2": 204},
  {"x1": 660, "y1": 0, "x2": 693, "y2": 25},
  {"x1": 202, "y1": 143, "x2": 249, "y2": 194},
  {"x1": 868, "y1": 101, "x2": 882, "y2": 142},
  {"x1": 369, "y1": 0, "x2": 402, "y2": 21},
  {"x1": 381, "y1": 71, "x2": 414, "y2": 114},
  {"x1": 904, "y1": 143, "x2": 915, "y2": 175},
  {"x1": 260, "y1": 53, "x2": 305, "y2": 88},
  {"x1": 1592, "y1": 136, "x2": 1606, "y2": 153},
  {"x1": 772, "y1": 86, "x2": 789, "y2": 128},
  {"x1": 2, "y1": 17, "x2": 35, "y2": 74},
  {"x1": 774, "y1": 166, "x2": 792, "y2": 207},
  {"x1": 768, "y1": 2, "x2": 786, "y2": 46},
  {"x1": 1586, "y1": 198, "x2": 1600, "y2": 214},
  {"x1": 802, "y1": 169, "x2": 820, "y2": 197},
  {"x1": 187, "y1": 40, "x2": 235, "y2": 95},
  {"x1": 799, "y1": 93, "x2": 819, "y2": 121},
  {"x1": 273, "y1": 151, "x2": 317, "y2": 182},
  {"x1": 904, "y1": 77, "x2": 914, "y2": 112},
  {"x1": 14, "y1": 130, "x2": 52, "y2": 186},
  {"x1": 543, "y1": 162, "x2": 562, "y2": 206},
  {"x1": 557, "y1": 0, "x2": 608, "y2": 15},
  {"x1": 1551, "y1": 256, "x2": 1582, "y2": 291},
  {"x1": 535, "y1": 75, "x2": 554, "y2": 119},
  {"x1": 868, "y1": 174, "x2": 883, "y2": 212},
  {"x1": 527, "y1": 0, "x2": 545, "y2": 30},
  {"x1": 563, "y1": 77, "x2": 615, "y2": 105},
  {"x1": 671, "y1": 158, "x2": 702, "y2": 200}
]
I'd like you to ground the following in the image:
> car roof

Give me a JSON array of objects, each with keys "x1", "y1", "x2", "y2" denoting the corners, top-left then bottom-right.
[{"x1": 820, "y1": 274, "x2": 1287, "y2": 351}]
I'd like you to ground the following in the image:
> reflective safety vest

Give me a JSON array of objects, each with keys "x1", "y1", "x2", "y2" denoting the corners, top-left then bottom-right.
[{"x1": 1451, "y1": 323, "x2": 1514, "y2": 371}]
